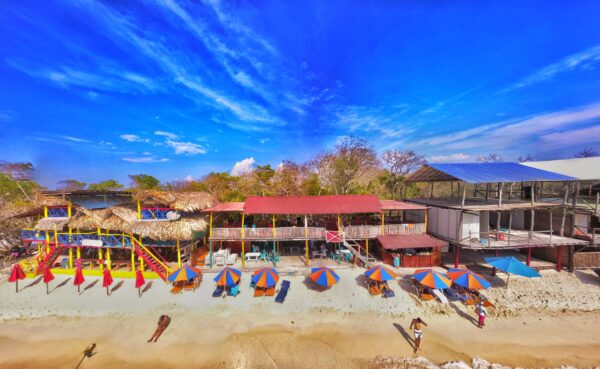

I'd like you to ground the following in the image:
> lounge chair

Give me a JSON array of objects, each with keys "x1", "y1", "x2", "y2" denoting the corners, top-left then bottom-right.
[
  {"x1": 443, "y1": 288, "x2": 462, "y2": 301},
  {"x1": 381, "y1": 285, "x2": 395, "y2": 298},
  {"x1": 433, "y1": 289, "x2": 449, "y2": 304},
  {"x1": 275, "y1": 280, "x2": 290, "y2": 303},
  {"x1": 265, "y1": 287, "x2": 275, "y2": 296},
  {"x1": 171, "y1": 282, "x2": 184, "y2": 294},
  {"x1": 212, "y1": 286, "x2": 224, "y2": 298},
  {"x1": 254, "y1": 288, "x2": 265, "y2": 297},
  {"x1": 369, "y1": 283, "x2": 381, "y2": 295},
  {"x1": 227, "y1": 284, "x2": 240, "y2": 297}
]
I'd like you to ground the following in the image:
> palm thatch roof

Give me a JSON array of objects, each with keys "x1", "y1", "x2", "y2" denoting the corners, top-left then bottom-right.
[
  {"x1": 34, "y1": 217, "x2": 70, "y2": 231},
  {"x1": 123, "y1": 216, "x2": 207, "y2": 241},
  {"x1": 68, "y1": 208, "x2": 113, "y2": 230},
  {"x1": 34, "y1": 192, "x2": 69, "y2": 207},
  {"x1": 110, "y1": 206, "x2": 139, "y2": 222},
  {"x1": 136, "y1": 190, "x2": 214, "y2": 212}
]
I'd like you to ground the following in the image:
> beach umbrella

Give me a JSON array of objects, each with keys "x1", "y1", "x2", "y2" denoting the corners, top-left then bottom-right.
[
  {"x1": 9, "y1": 263, "x2": 26, "y2": 293},
  {"x1": 168, "y1": 265, "x2": 202, "y2": 283},
  {"x1": 43, "y1": 267, "x2": 55, "y2": 295},
  {"x1": 252, "y1": 267, "x2": 279, "y2": 288},
  {"x1": 74, "y1": 264, "x2": 85, "y2": 293},
  {"x1": 447, "y1": 268, "x2": 491, "y2": 290},
  {"x1": 214, "y1": 267, "x2": 242, "y2": 287},
  {"x1": 364, "y1": 265, "x2": 397, "y2": 282},
  {"x1": 309, "y1": 267, "x2": 340, "y2": 288},
  {"x1": 102, "y1": 268, "x2": 113, "y2": 296},
  {"x1": 412, "y1": 269, "x2": 452, "y2": 289},
  {"x1": 484, "y1": 256, "x2": 541, "y2": 287},
  {"x1": 135, "y1": 269, "x2": 145, "y2": 297}
]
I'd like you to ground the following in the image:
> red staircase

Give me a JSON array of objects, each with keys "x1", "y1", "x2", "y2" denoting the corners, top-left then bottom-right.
[
  {"x1": 131, "y1": 238, "x2": 171, "y2": 281},
  {"x1": 36, "y1": 243, "x2": 64, "y2": 274}
]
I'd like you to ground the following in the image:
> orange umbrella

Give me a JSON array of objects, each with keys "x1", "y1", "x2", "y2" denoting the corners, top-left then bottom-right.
[
  {"x1": 9, "y1": 264, "x2": 26, "y2": 293},
  {"x1": 135, "y1": 269, "x2": 145, "y2": 297},
  {"x1": 43, "y1": 267, "x2": 55, "y2": 295},
  {"x1": 74, "y1": 265, "x2": 85, "y2": 293},
  {"x1": 102, "y1": 268, "x2": 113, "y2": 296},
  {"x1": 252, "y1": 268, "x2": 279, "y2": 288},
  {"x1": 309, "y1": 267, "x2": 340, "y2": 288}
]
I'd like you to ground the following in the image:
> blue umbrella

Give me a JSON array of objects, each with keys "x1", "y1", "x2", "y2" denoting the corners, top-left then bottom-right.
[
  {"x1": 485, "y1": 256, "x2": 540, "y2": 287},
  {"x1": 214, "y1": 267, "x2": 242, "y2": 287}
]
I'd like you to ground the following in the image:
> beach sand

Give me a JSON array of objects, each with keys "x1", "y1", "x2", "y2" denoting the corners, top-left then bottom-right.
[{"x1": 1, "y1": 268, "x2": 599, "y2": 369}]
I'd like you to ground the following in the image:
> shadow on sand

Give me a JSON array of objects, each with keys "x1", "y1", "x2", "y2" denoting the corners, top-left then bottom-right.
[
  {"x1": 80, "y1": 280, "x2": 99, "y2": 295},
  {"x1": 23, "y1": 276, "x2": 43, "y2": 290},
  {"x1": 110, "y1": 280, "x2": 125, "y2": 294},
  {"x1": 450, "y1": 302, "x2": 478, "y2": 327},
  {"x1": 302, "y1": 277, "x2": 330, "y2": 292},
  {"x1": 393, "y1": 323, "x2": 415, "y2": 351},
  {"x1": 141, "y1": 281, "x2": 153, "y2": 297},
  {"x1": 574, "y1": 270, "x2": 600, "y2": 286},
  {"x1": 49, "y1": 277, "x2": 72, "y2": 293}
]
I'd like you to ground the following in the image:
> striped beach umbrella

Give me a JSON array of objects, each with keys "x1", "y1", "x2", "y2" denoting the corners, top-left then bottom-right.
[
  {"x1": 364, "y1": 265, "x2": 397, "y2": 282},
  {"x1": 309, "y1": 267, "x2": 340, "y2": 288},
  {"x1": 447, "y1": 268, "x2": 491, "y2": 290},
  {"x1": 252, "y1": 268, "x2": 279, "y2": 288},
  {"x1": 412, "y1": 269, "x2": 452, "y2": 289},
  {"x1": 214, "y1": 267, "x2": 242, "y2": 287},
  {"x1": 168, "y1": 265, "x2": 202, "y2": 283}
]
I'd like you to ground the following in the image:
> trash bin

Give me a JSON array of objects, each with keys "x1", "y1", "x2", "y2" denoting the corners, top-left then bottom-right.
[{"x1": 393, "y1": 256, "x2": 400, "y2": 268}]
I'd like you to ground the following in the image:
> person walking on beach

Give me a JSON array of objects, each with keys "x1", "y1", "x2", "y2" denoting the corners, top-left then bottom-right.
[
  {"x1": 148, "y1": 315, "x2": 171, "y2": 343},
  {"x1": 409, "y1": 317, "x2": 427, "y2": 353},
  {"x1": 475, "y1": 302, "x2": 487, "y2": 328}
]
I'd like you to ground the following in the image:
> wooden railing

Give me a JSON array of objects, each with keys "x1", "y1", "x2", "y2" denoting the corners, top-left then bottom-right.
[
  {"x1": 210, "y1": 227, "x2": 326, "y2": 240},
  {"x1": 342, "y1": 223, "x2": 426, "y2": 239}
]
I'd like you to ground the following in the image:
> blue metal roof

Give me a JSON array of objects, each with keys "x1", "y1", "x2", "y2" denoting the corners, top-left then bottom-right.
[{"x1": 424, "y1": 162, "x2": 575, "y2": 184}]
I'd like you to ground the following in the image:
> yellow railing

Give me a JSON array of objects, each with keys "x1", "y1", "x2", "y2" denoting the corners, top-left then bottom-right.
[{"x1": 130, "y1": 236, "x2": 173, "y2": 275}]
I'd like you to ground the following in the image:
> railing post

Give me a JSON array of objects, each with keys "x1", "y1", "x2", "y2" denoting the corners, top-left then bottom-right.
[
  {"x1": 106, "y1": 248, "x2": 112, "y2": 270},
  {"x1": 137, "y1": 200, "x2": 141, "y2": 220},
  {"x1": 304, "y1": 214, "x2": 309, "y2": 266},
  {"x1": 241, "y1": 212, "x2": 245, "y2": 268},
  {"x1": 176, "y1": 240, "x2": 182, "y2": 268},
  {"x1": 381, "y1": 211, "x2": 385, "y2": 235}
]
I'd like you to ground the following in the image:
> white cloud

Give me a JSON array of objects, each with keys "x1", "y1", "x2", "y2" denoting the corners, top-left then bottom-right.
[
  {"x1": 154, "y1": 130, "x2": 178, "y2": 139},
  {"x1": 259, "y1": 138, "x2": 269, "y2": 144},
  {"x1": 122, "y1": 157, "x2": 169, "y2": 163},
  {"x1": 540, "y1": 125, "x2": 600, "y2": 146},
  {"x1": 61, "y1": 135, "x2": 92, "y2": 143},
  {"x1": 120, "y1": 134, "x2": 149, "y2": 143},
  {"x1": 184, "y1": 174, "x2": 193, "y2": 182},
  {"x1": 428, "y1": 153, "x2": 474, "y2": 163},
  {"x1": 165, "y1": 140, "x2": 206, "y2": 155},
  {"x1": 506, "y1": 44, "x2": 600, "y2": 91},
  {"x1": 231, "y1": 157, "x2": 255, "y2": 176}
]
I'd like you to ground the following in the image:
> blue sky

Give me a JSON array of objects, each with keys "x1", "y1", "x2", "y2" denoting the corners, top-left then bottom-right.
[{"x1": 1, "y1": 1, "x2": 600, "y2": 187}]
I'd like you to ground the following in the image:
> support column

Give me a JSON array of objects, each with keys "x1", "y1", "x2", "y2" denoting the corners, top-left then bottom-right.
[
  {"x1": 137, "y1": 200, "x2": 141, "y2": 219},
  {"x1": 98, "y1": 248, "x2": 104, "y2": 271},
  {"x1": 304, "y1": 214, "x2": 309, "y2": 266},
  {"x1": 272, "y1": 214, "x2": 277, "y2": 267},
  {"x1": 106, "y1": 248, "x2": 112, "y2": 270},
  {"x1": 498, "y1": 182, "x2": 503, "y2": 207},
  {"x1": 241, "y1": 212, "x2": 245, "y2": 267},
  {"x1": 424, "y1": 209, "x2": 428, "y2": 232},
  {"x1": 131, "y1": 247, "x2": 136, "y2": 271},
  {"x1": 209, "y1": 212, "x2": 213, "y2": 269},
  {"x1": 139, "y1": 256, "x2": 145, "y2": 272},
  {"x1": 69, "y1": 248, "x2": 73, "y2": 269},
  {"x1": 77, "y1": 246, "x2": 81, "y2": 260},
  {"x1": 337, "y1": 213, "x2": 341, "y2": 233},
  {"x1": 454, "y1": 245, "x2": 460, "y2": 268},
  {"x1": 527, "y1": 247, "x2": 532, "y2": 266},
  {"x1": 365, "y1": 238, "x2": 369, "y2": 261},
  {"x1": 556, "y1": 247, "x2": 562, "y2": 272},
  {"x1": 381, "y1": 211, "x2": 385, "y2": 235},
  {"x1": 176, "y1": 240, "x2": 182, "y2": 268},
  {"x1": 67, "y1": 202, "x2": 72, "y2": 217}
]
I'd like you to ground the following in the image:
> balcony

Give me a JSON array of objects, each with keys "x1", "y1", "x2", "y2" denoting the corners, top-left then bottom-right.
[
  {"x1": 141, "y1": 208, "x2": 176, "y2": 220},
  {"x1": 460, "y1": 229, "x2": 589, "y2": 250},
  {"x1": 48, "y1": 207, "x2": 68, "y2": 217},
  {"x1": 342, "y1": 223, "x2": 426, "y2": 239},
  {"x1": 210, "y1": 227, "x2": 327, "y2": 241}
]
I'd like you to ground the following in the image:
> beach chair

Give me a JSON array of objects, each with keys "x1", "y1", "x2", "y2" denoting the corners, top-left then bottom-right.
[
  {"x1": 212, "y1": 286, "x2": 224, "y2": 298},
  {"x1": 443, "y1": 288, "x2": 462, "y2": 302},
  {"x1": 369, "y1": 283, "x2": 381, "y2": 296},
  {"x1": 381, "y1": 285, "x2": 395, "y2": 298},
  {"x1": 254, "y1": 288, "x2": 265, "y2": 297},
  {"x1": 227, "y1": 284, "x2": 240, "y2": 297},
  {"x1": 265, "y1": 287, "x2": 276, "y2": 296},
  {"x1": 433, "y1": 289, "x2": 449, "y2": 304},
  {"x1": 171, "y1": 282, "x2": 184, "y2": 294},
  {"x1": 275, "y1": 280, "x2": 290, "y2": 303}
]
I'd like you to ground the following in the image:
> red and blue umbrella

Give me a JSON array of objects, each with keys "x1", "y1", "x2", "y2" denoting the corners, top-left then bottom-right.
[
  {"x1": 447, "y1": 268, "x2": 490, "y2": 289},
  {"x1": 252, "y1": 268, "x2": 279, "y2": 288},
  {"x1": 168, "y1": 265, "x2": 201, "y2": 283},
  {"x1": 309, "y1": 267, "x2": 340, "y2": 288},
  {"x1": 214, "y1": 267, "x2": 242, "y2": 287},
  {"x1": 412, "y1": 269, "x2": 452, "y2": 289},
  {"x1": 365, "y1": 265, "x2": 397, "y2": 282}
]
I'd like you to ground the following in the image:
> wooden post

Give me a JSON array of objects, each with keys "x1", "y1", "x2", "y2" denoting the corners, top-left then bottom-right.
[
  {"x1": 429, "y1": 182, "x2": 434, "y2": 199},
  {"x1": 381, "y1": 211, "x2": 385, "y2": 235},
  {"x1": 549, "y1": 209, "x2": 553, "y2": 247},
  {"x1": 176, "y1": 240, "x2": 181, "y2": 268},
  {"x1": 556, "y1": 247, "x2": 562, "y2": 272},
  {"x1": 209, "y1": 212, "x2": 213, "y2": 269},
  {"x1": 496, "y1": 211, "x2": 501, "y2": 241},
  {"x1": 337, "y1": 213, "x2": 341, "y2": 233},
  {"x1": 454, "y1": 245, "x2": 460, "y2": 268},
  {"x1": 527, "y1": 247, "x2": 532, "y2": 266},
  {"x1": 106, "y1": 248, "x2": 112, "y2": 270},
  {"x1": 539, "y1": 182, "x2": 544, "y2": 202},
  {"x1": 241, "y1": 213, "x2": 245, "y2": 267},
  {"x1": 98, "y1": 248, "x2": 104, "y2": 271},
  {"x1": 131, "y1": 247, "x2": 136, "y2": 271},
  {"x1": 508, "y1": 182, "x2": 513, "y2": 200},
  {"x1": 365, "y1": 238, "x2": 369, "y2": 261},
  {"x1": 498, "y1": 182, "x2": 503, "y2": 207},
  {"x1": 529, "y1": 209, "x2": 535, "y2": 244},
  {"x1": 507, "y1": 210, "x2": 513, "y2": 247},
  {"x1": 77, "y1": 246, "x2": 81, "y2": 260},
  {"x1": 530, "y1": 182, "x2": 535, "y2": 205},
  {"x1": 44, "y1": 206, "x2": 48, "y2": 218},
  {"x1": 485, "y1": 183, "x2": 490, "y2": 202},
  {"x1": 424, "y1": 209, "x2": 428, "y2": 232},
  {"x1": 67, "y1": 202, "x2": 72, "y2": 217},
  {"x1": 137, "y1": 200, "x2": 141, "y2": 219},
  {"x1": 68, "y1": 248, "x2": 73, "y2": 269},
  {"x1": 272, "y1": 214, "x2": 277, "y2": 267},
  {"x1": 304, "y1": 215, "x2": 309, "y2": 266},
  {"x1": 139, "y1": 256, "x2": 144, "y2": 272}
]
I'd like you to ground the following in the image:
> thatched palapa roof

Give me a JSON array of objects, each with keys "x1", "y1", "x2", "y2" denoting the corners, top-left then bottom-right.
[
  {"x1": 34, "y1": 192, "x2": 70, "y2": 207},
  {"x1": 137, "y1": 190, "x2": 214, "y2": 212},
  {"x1": 34, "y1": 217, "x2": 70, "y2": 231},
  {"x1": 124, "y1": 216, "x2": 207, "y2": 241}
]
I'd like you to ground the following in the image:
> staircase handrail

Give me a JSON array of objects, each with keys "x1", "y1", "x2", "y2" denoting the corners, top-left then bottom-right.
[{"x1": 130, "y1": 236, "x2": 172, "y2": 275}]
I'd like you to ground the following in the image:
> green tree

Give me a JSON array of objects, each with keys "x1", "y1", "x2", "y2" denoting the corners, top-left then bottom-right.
[
  {"x1": 254, "y1": 164, "x2": 275, "y2": 196},
  {"x1": 88, "y1": 179, "x2": 125, "y2": 191},
  {"x1": 58, "y1": 179, "x2": 87, "y2": 190},
  {"x1": 128, "y1": 174, "x2": 160, "y2": 190}
]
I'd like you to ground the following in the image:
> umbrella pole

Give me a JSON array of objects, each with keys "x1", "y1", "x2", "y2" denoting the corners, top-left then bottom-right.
[
  {"x1": 78, "y1": 284, "x2": 80, "y2": 293},
  {"x1": 16, "y1": 280, "x2": 18, "y2": 293},
  {"x1": 506, "y1": 273, "x2": 510, "y2": 288},
  {"x1": 46, "y1": 282, "x2": 49, "y2": 295},
  {"x1": 106, "y1": 286, "x2": 109, "y2": 296},
  {"x1": 138, "y1": 287, "x2": 141, "y2": 298}
]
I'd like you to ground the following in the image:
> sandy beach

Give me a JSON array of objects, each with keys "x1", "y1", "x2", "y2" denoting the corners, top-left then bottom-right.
[{"x1": 1, "y1": 268, "x2": 599, "y2": 369}]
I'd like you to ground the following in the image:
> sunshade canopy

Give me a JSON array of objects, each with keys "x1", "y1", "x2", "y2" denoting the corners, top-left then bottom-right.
[
  {"x1": 168, "y1": 265, "x2": 201, "y2": 282},
  {"x1": 484, "y1": 256, "x2": 541, "y2": 278},
  {"x1": 309, "y1": 267, "x2": 340, "y2": 287},
  {"x1": 407, "y1": 162, "x2": 575, "y2": 184},
  {"x1": 252, "y1": 268, "x2": 279, "y2": 288},
  {"x1": 447, "y1": 268, "x2": 491, "y2": 289},
  {"x1": 412, "y1": 269, "x2": 452, "y2": 289},
  {"x1": 214, "y1": 267, "x2": 242, "y2": 287},
  {"x1": 364, "y1": 265, "x2": 397, "y2": 282}
]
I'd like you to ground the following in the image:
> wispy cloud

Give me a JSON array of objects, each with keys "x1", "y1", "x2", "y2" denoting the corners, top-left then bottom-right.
[
  {"x1": 504, "y1": 44, "x2": 600, "y2": 91},
  {"x1": 231, "y1": 157, "x2": 255, "y2": 175},
  {"x1": 540, "y1": 124, "x2": 600, "y2": 146},
  {"x1": 165, "y1": 140, "x2": 206, "y2": 155},
  {"x1": 61, "y1": 135, "x2": 92, "y2": 143},
  {"x1": 154, "y1": 130, "x2": 178, "y2": 139},
  {"x1": 122, "y1": 156, "x2": 169, "y2": 163},
  {"x1": 120, "y1": 134, "x2": 150, "y2": 143},
  {"x1": 428, "y1": 153, "x2": 474, "y2": 163}
]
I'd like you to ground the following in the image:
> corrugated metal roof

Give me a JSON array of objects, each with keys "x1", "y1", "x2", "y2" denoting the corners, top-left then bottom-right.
[
  {"x1": 380, "y1": 200, "x2": 427, "y2": 211},
  {"x1": 203, "y1": 202, "x2": 245, "y2": 213},
  {"x1": 522, "y1": 157, "x2": 600, "y2": 180},
  {"x1": 377, "y1": 234, "x2": 447, "y2": 250},
  {"x1": 244, "y1": 195, "x2": 382, "y2": 214},
  {"x1": 407, "y1": 162, "x2": 575, "y2": 184}
]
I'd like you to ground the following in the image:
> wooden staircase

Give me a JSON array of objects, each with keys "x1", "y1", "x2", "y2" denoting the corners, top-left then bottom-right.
[
  {"x1": 341, "y1": 232, "x2": 376, "y2": 268},
  {"x1": 131, "y1": 237, "x2": 172, "y2": 281},
  {"x1": 35, "y1": 243, "x2": 64, "y2": 274}
]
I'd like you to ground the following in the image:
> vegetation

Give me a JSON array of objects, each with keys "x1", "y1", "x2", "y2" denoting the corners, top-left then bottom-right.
[
  {"x1": 88, "y1": 179, "x2": 125, "y2": 191},
  {"x1": 128, "y1": 174, "x2": 160, "y2": 190}
]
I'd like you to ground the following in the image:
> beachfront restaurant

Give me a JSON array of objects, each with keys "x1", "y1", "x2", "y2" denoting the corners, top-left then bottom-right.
[
  {"x1": 406, "y1": 162, "x2": 590, "y2": 271},
  {"x1": 202, "y1": 194, "x2": 438, "y2": 269},
  {"x1": 16, "y1": 190, "x2": 212, "y2": 281}
]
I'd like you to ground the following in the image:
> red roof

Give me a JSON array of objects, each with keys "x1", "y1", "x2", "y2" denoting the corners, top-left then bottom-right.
[
  {"x1": 377, "y1": 234, "x2": 446, "y2": 250},
  {"x1": 243, "y1": 195, "x2": 382, "y2": 215},
  {"x1": 380, "y1": 200, "x2": 427, "y2": 211},
  {"x1": 203, "y1": 202, "x2": 245, "y2": 213}
]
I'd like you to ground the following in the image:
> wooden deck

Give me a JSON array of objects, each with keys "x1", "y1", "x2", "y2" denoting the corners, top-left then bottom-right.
[
  {"x1": 457, "y1": 229, "x2": 588, "y2": 250},
  {"x1": 408, "y1": 197, "x2": 564, "y2": 211},
  {"x1": 441, "y1": 248, "x2": 556, "y2": 272}
]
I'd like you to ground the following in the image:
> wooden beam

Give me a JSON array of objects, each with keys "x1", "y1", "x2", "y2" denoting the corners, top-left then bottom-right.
[
  {"x1": 507, "y1": 210, "x2": 512, "y2": 247},
  {"x1": 530, "y1": 182, "x2": 535, "y2": 205},
  {"x1": 498, "y1": 182, "x2": 503, "y2": 207},
  {"x1": 529, "y1": 209, "x2": 535, "y2": 245}
]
